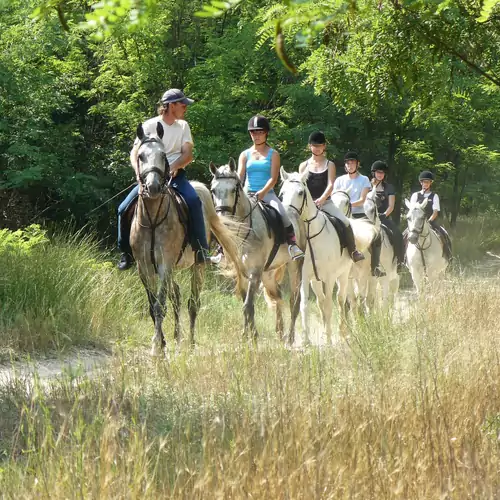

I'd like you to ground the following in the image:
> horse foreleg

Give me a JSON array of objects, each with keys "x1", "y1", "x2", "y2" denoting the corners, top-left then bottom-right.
[
  {"x1": 287, "y1": 260, "x2": 302, "y2": 346},
  {"x1": 262, "y1": 270, "x2": 284, "y2": 342},
  {"x1": 300, "y1": 266, "x2": 312, "y2": 346},
  {"x1": 168, "y1": 280, "x2": 181, "y2": 344},
  {"x1": 336, "y1": 272, "x2": 350, "y2": 338},
  {"x1": 243, "y1": 273, "x2": 260, "y2": 341},
  {"x1": 311, "y1": 280, "x2": 331, "y2": 343},
  {"x1": 188, "y1": 264, "x2": 204, "y2": 346},
  {"x1": 151, "y1": 274, "x2": 168, "y2": 357}
]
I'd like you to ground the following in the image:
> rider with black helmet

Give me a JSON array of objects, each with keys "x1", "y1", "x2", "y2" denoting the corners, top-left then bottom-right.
[
  {"x1": 238, "y1": 115, "x2": 304, "y2": 260},
  {"x1": 370, "y1": 160, "x2": 405, "y2": 271},
  {"x1": 298, "y1": 131, "x2": 364, "y2": 262},
  {"x1": 334, "y1": 151, "x2": 386, "y2": 277},
  {"x1": 410, "y1": 171, "x2": 452, "y2": 261}
]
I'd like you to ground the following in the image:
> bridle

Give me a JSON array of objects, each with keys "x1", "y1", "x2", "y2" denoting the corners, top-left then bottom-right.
[
  {"x1": 211, "y1": 175, "x2": 243, "y2": 216},
  {"x1": 136, "y1": 137, "x2": 170, "y2": 190},
  {"x1": 282, "y1": 179, "x2": 328, "y2": 281},
  {"x1": 135, "y1": 136, "x2": 172, "y2": 274},
  {"x1": 211, "y1": 174, "x2": 256, "y2": 243}
]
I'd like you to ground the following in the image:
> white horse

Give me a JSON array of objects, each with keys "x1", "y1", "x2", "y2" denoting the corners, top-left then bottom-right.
[
  {"x1": 331, "y1": 188, "x2": 399, "y2": 309},
  {"x1": 280, "y1": 170, "x2": 373, "y2": 344},
  {"x1": 405, "y1": 198, "x2": 448, "y2": 294},
  {"x1": 210, "y1": 159, "x2": 302, "y2": 344}
]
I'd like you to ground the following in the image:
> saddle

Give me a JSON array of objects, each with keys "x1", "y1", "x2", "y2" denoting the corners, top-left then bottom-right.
[
  {"x1": 256, "y1": 200, "x2": 287, "y2": 244},
  {"x1": 381, "y1": 223, "x2": 396, "y2": 249},
  {"x1": 320, "y1": 211, "x2": 348, "y2": 250}
]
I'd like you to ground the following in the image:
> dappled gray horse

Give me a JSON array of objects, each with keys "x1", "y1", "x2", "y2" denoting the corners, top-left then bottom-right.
[
  {"x1": 210, "y1": 159, "x2": 303, "y2": 344},
  {"x1": 130, "y1": 123, "x2": 244, "y2": 354}
]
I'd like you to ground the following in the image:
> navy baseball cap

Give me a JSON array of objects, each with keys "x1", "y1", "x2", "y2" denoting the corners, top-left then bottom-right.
[{"x1": 161, "y1": 88, "x2": 194, "y2": 105}]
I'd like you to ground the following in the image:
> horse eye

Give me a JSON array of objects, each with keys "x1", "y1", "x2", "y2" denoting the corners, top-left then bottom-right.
[
  {"x1": 138, "y1": 153, "x2": 146, "y2": 162},
  {"x1": 298, "y1": 190, "x2": 304, "y2": 196}
]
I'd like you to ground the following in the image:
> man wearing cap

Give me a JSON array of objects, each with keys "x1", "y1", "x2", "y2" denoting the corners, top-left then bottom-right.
[
  {"x1": 117, "y1": 88, "x2": 212, "y2": 270},
  {"x1": 333, "y1": 151, "x2": 386, "y2": 277}
]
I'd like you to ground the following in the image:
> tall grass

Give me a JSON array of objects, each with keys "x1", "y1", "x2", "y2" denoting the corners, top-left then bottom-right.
[
  {"x1": 0, "y1": 226, "x2": 148, "y2": 358},
  {"x1": 1, "y1": 279, "x2": 500, "y2": 498}
]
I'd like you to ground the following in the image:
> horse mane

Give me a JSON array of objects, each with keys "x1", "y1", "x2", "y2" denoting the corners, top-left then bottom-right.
[{"x1": 216, "y1": 164, "x2": 240, "y2": 180}]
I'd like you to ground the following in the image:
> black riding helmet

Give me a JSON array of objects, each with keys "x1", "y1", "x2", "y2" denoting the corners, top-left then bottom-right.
[
  {"x1": 308, "y1": 131, "x2": 326, "y2": 145},
  {"x1": 344, "y1": 151, "x2": 359, "y2": 161},
  {"x1": 371, "y1": 160, "x2": 388, "y2": 172},
  {"x1": 419, "y1": 170, "x2": 435, "y2": 181},
  {"x1": 248, "y1": 115, "x2": 270, "y2": 132}
]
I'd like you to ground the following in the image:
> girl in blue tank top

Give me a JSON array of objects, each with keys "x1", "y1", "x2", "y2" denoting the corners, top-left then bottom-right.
[{"x1": 237, "y1": 115, "x2": 304, "y2": 260}]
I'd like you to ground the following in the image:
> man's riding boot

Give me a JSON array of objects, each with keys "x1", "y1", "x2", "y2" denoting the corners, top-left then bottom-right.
[
  {"x1": 117, "y1": 252, "x2": 134, "y2": 271},
  {"x1": 370, "y1": 235, "x2": 386, "y2": 277},
  {"x1": 345, "y1": 224, "x2": 365, "y2": 262}
]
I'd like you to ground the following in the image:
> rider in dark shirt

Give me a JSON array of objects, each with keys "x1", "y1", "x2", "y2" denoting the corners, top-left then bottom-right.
[{"x1": 370, "y1": 160, "x2": 405, "y2": 271}]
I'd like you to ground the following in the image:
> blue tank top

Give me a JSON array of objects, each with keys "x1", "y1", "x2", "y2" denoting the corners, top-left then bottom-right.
[{"x1": 245, "y1": 148, "x2": 273, "y2": 192}]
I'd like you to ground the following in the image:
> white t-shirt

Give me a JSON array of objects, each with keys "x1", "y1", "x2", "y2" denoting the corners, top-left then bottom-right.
[
  {"x1": 333, "y1": 173, "x2": 371, "y2": 214},
  {"x1": 137, "y1": 116, "x2": 193, "y2": 165},
  {"x1": 410, "y1": 190, "x2": 440, "y2": 212}
]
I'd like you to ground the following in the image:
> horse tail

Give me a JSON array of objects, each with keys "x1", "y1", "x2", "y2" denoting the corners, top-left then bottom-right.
[{"x1": 192, "y1": 181, "x2": 245, "y2": 289}]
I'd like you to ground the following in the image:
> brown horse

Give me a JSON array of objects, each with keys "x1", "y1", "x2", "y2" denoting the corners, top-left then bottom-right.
[{"x1": 130, "y1": 122, "x2": 243, "y2": 355}]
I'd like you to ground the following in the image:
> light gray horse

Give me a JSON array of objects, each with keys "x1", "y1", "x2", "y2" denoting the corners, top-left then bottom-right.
[
  {"x1": 130, "y1": 123, "x2": 244, "y2": 355},
  {"x1": 210, "y1": 159, "x2": 303, "y2": 344},
  {"x1": 405, "y1": 197, "x2": 448, "y2": 294}
]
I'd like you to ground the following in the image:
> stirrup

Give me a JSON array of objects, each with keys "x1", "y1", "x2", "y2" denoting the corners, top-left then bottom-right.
[{"x1": 288, "y1": 244, "x2": 304, "y2": 261}]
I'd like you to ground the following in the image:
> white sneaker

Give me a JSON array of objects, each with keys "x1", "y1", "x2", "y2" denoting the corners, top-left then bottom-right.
[{"x1": 288, "y1": 244, "x2": 305, "y2": 261}]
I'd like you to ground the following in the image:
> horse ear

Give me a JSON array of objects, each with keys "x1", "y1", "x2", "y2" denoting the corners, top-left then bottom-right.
[
  {"x1": 405, "y1": 198, "x2": 412, "y2": 209},
  {"x1": 280, "y1": 166, "x2": 289, "y2": 181},
  {"x1": 344, "y1": 186, "x2": 352, "y2": 195},
  {"x1": 156, "y1": 121, "x2": 164, "y2": 139},
  {"x1": 228, "y1": 157, "x2": 237, "y2": 171},
  {"x1": 209, "y1": 162, "x2": 218, "y2": 177},
  {"x1": 136, "y1": 124, "x2": 145, "y2": 141},
  {"x1": 420, "y1": 197, "x2": 429, "y2": 209}
]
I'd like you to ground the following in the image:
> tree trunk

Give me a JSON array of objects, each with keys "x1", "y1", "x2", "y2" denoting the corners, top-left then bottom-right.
[{"x1": 387, "y1": 132, "x2": 402, "y2": 224}]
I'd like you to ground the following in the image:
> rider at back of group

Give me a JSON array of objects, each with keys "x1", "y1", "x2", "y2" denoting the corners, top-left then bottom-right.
[
  {"x1": 116, "y1": 88, "x2": 212, "y2": 270},
  {"x1": 370, "y1": 160, "x2": 405, "y2": 271},
  {"x1": 298, "y1": 131, "x2": 364, "y2": 263},
  {"x1": 238, "y1": 115, "x2": 304, "y2": 260},
  {"x1": 333, "y1": 151, "x2": 386, "y2": 277},
  {"x1": 410, "y1": 170, "x2": 452, "y2": 261}
]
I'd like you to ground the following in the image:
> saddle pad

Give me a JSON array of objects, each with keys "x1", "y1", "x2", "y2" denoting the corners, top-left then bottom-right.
[
  {"x1": 257, "y1": 200, "x2": 286, "y2": 244},
  {"x1": 322, "y1": 213, "x2": 347, "y2": 249}
]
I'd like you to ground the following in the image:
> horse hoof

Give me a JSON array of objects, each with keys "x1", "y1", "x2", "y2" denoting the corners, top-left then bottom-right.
[{"x1": 151, "y1": 344, "x2": 164, "y2": 357}]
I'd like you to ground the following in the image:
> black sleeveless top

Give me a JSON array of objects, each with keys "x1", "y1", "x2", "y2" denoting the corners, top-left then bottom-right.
[
  {"x1": 374, "y1": 182, "x2": 395, "y2": 214},
  {"x1": 416, "y1": 192, "x2": 435, "y2": 219},
  {"x1": 306, "y1": 160, "x2": 331, "y2": 200}
]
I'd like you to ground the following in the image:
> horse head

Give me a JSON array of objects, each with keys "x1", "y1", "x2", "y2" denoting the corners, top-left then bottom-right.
[
  {"x1": 279, "y1": 168, "x2": 310, "y2": 217},
  {"x1": 364, "y1": 186, "x2": 379, "y2": 223},
  {"x1": 331, "y1": 188, "x2": 352, "y2": 217},
  {"x1": 405, "y1": 198, "x2": 429, "y2": 244},
  {"x1": 209, "y1": 158, "x2": 242, "y2": 216},
  {"x1": 136, "y1": 122, "x2": 169, "y2": 198}
]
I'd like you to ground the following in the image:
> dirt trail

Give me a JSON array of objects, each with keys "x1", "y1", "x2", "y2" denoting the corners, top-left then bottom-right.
[
  {"x1": 1, "y1": 255, "x2": 498, "y2": 386},
  {"x1": 0, "y1": 349, "x2": 111, "y2": 387}
]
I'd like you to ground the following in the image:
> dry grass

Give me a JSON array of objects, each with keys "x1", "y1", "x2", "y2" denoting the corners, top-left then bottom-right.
[{"x1": 1, "y1": 277, "x2": 500, "y2": 498}]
